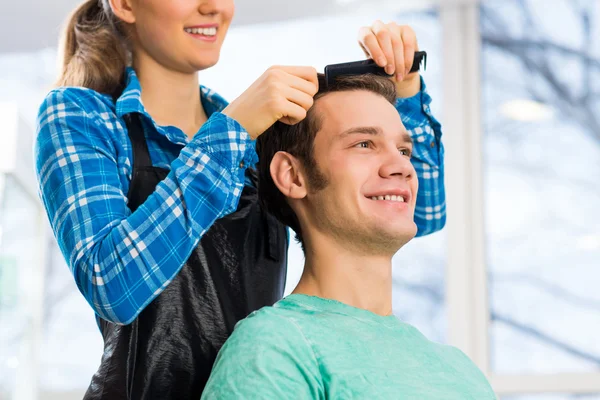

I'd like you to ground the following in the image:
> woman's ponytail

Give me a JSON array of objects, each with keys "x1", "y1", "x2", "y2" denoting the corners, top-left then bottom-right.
[{"x1": 56, "y1": 0, "x2": 129, "y2": 97}]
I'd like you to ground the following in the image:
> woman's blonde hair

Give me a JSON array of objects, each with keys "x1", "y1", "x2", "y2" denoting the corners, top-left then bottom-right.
[{"x1": 56, "y1": 0, "x2": 130, "y2": 97}]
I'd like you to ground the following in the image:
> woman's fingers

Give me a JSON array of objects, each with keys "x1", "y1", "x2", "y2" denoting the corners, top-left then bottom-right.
[
  {"x1": 222, "y1": 65, "x2": 319, "y2": 138},
  {"x1": 274, "y1": 66, "x2": 319, "y2": 95},
  {"x1": 399, "y1": 25, "x2": 418, "y2": 77},
  {"x1": 279, "y1": 84, "x2": 315, "y2": 123},
  {"x1": 358, "y1": 25, "x2": 386, "y2": 67},
  {"x1": 372, "y1": 20, "x2": 397, "y2": 76},
  {"x1": 357, "y1": 22, "x2": 420, "y2": 81}
]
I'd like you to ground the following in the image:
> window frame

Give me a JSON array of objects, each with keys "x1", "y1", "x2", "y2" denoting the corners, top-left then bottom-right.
[{"x1": 440, "y1": 0, "x2": 600, "y2": 394}]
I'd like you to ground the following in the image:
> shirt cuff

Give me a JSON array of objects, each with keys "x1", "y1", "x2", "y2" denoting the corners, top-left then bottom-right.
[
  {"x1": 395, "y1": 76, "x2": 435, "y2": 132},
  {"x1": 395, "y1": 76, "x2": 443, "y2": 167}
]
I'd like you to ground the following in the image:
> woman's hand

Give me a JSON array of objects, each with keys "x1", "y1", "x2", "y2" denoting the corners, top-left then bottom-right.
[
  {"x1": 223, "y1": 66, "x2": 319, "y2": 139},
  {"x1": 357, "y1": 22, "x2": 421, "y2": 97}
]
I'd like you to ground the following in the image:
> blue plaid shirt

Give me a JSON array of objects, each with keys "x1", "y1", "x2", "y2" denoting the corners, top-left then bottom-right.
[{"x1": 35, "y1": 68, "x2": 445, "y2": 325}]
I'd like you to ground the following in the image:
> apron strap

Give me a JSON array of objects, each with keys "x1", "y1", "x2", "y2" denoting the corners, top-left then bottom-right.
[{"x1": 124, "y1": 113, "x2": 153, "y2": 169}]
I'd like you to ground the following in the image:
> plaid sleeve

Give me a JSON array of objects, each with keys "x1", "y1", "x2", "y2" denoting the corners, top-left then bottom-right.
[
  {"x1": 395, "y1": 77, "x2": 446, "y2": 237},
  {"x1": 35, "y1": 88, "x2": 257, "y2": 325}
]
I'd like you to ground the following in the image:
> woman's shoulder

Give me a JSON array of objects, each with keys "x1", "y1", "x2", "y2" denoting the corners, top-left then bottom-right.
[
  {"x1": 36, "y1": 86, "x2": 124, "y2": 153},
  {"x1": 200, "y1": 85, "x2": 230, "y2": 113},
  {"x1": 39, "y1": 86, "x2": 116, "y2": 117}
]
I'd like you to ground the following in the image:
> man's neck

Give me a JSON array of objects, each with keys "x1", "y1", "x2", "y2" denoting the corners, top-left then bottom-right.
[
  {"x1": 292, "y1": 233, "x2": 394, "y2": 316},
  {"x1": 133, "y1": 54, "x2": 207, "y2": 139}
]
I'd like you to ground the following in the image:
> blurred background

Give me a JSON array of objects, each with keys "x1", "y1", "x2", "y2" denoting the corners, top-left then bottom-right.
[{"x1": 0, "y1": 0, "x2": 599, "y2": 399}]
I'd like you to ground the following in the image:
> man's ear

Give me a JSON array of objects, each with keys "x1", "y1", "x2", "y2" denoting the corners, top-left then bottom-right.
[
  {"x1": 108, "y1": 0, "x2": 136, "y2": 24},
  {"x1": 270, "y1": 152, "x2": 307, "y2": 200}
]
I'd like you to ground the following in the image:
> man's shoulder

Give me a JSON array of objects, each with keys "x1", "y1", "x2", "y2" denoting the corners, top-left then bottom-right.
[
  {"x1": 211, "y1": 304, "x2": 319, "y2": 376},
  {"x1": 232, "y1": 304, "x2": 305, "y2": 340},
  {"x1": 217, "y1": 302, "x2": 318, "y2": 361},
  {"x1": 203, "y1": 304, "x2": 325, "y2": 398}
]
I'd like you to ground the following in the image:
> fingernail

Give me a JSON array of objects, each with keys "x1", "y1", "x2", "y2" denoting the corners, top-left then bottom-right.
[
  {"x1": 386, "y1": 64, "x2": 394, "y2": 75},
  {"x1": 397, "y1": 72, "x2": 403, "y2": 81},
  {"x1": 377, "y1": 57, "x2": 387, "y2": 66}
]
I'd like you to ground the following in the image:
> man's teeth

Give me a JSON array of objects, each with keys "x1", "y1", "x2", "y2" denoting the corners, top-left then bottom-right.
[
  {"x1": 370, "y1": 195, "x2": 405, "y2": 202},
  {"x1": 184, "y1": 27, "x2": 217, "y2": 36}
]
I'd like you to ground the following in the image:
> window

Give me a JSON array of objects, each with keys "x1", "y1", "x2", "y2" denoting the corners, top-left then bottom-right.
[
  {"x1": 482, "y1": 0, "x2": 600, "y2": 376},
  {"x1": 440, "y1": 0, "x2": 600, "y2": 396}
]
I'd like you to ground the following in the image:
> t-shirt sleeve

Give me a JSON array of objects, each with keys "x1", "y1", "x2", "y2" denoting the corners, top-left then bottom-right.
[{"x1": 201, "y1": 311, "x2": 325, "y2": 399}]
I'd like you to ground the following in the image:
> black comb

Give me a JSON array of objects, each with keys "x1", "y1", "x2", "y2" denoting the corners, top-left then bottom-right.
[{"x1": 324, "y1": 51, "x2": 427, "y2": 87}]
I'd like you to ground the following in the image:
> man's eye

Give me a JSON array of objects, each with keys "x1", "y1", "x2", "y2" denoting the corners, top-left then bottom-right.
[{"x1": 355, "y1": 141, "x2": 372, "y2": 149}]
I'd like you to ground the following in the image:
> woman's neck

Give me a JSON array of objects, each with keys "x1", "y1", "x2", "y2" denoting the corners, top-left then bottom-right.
[{"x1": 133, "y1": 56, "x2": 208, "y2": 138}]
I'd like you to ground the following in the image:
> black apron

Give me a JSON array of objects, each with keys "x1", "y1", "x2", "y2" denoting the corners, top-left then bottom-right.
[{"x1": 84, "y1": 113, "x2": 288, "y2": 399}]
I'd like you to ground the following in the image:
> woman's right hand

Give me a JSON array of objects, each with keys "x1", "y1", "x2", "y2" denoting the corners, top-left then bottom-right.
[{"x1": 222, "y1": 66, "x2": 319, "y2": 139}]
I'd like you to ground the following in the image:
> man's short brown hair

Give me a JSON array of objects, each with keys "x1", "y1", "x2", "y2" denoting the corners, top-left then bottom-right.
[{"x1": 257, "y1": 73, "x2": 398, "y2": 249}]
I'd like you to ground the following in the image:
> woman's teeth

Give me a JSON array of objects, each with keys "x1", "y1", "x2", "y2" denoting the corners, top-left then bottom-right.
[
  {"x1": 184, "y1": 27, "x2": 217, "y2": 36},
  {"x1": 370, "y1": 195, "x2": 405, "y2": 202}
]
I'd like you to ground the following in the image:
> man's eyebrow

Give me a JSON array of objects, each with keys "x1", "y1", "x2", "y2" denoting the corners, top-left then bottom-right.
[
  {"x1": 401, "y1": 132, "x2": 413, "y2": 146},
  {"x1": 339, "y1": 126, "x2": 413, "y2": 145},
  {"x1": 339, "y1": 126, "x2": 382, "y2": 136}
]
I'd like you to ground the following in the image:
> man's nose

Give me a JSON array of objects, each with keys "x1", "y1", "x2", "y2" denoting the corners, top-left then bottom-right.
[{"x1": 379, "y1": 147, "x2": 414, "y2": 181}]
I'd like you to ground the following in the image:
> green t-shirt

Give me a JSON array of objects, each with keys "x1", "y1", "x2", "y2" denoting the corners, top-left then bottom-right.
[{"x1": 202, "y1": 294, "x2": 497, "y2": 399}]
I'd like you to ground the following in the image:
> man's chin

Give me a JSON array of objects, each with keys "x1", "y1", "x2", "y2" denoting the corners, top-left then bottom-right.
[
  {"x1": 384, "y1": 230, "x2": 417, "y2": 249},
  {"x1": 361, "y1": 224, "x2": 417, "y2": 255},
  {"x1": 373, "y1": 217, "x2": 417, "y2": 237}
]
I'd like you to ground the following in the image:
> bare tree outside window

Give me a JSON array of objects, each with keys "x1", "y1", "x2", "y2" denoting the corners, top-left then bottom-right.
[{"x1": 482, "y1": 0, "x2": 600, "y2": 375}]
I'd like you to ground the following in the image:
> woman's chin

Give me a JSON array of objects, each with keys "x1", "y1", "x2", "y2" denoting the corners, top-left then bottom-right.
[{"x1": 190, "y1": 54, "x2": 221, "y2": 72}]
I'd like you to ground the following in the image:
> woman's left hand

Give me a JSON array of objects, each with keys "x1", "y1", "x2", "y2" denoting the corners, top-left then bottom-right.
[{"x1": 357, "y1": 22, "x2": 419, "y2": 84}]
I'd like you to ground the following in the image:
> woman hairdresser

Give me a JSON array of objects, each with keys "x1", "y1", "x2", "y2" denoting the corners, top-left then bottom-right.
[{"x1": 35, "y1": 0, "x2": 445, "y2": 397}]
